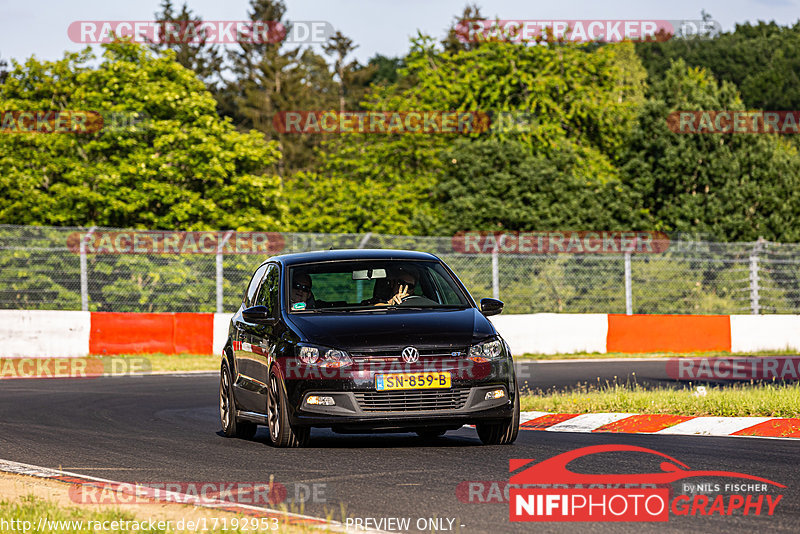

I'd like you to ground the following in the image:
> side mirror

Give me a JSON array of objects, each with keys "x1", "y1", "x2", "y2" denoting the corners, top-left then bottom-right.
[
  {"x1": 242, "y1": 305, "x2": 276, "y2": 324},
  {"x1": 480, "y1": 298, "x2": 504, "y2": 317}
]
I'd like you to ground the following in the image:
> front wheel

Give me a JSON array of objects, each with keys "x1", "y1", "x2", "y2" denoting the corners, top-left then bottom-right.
[
  {"x1": 267, "y1": 368, "x2": 310, "y2": 447},
  {"x1": 219, "y1": 362, "x2": 257, "y2": 439},
  {"x1": 476, "y1": 384, "x2": 520, "y2": 445}
]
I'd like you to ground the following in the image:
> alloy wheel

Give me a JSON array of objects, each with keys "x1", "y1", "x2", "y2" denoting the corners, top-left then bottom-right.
[
  {"x1": 219, "y1": 367, "x2": 230, "y2": 430},
  {"x1": 268, "y1": 374, "x2": 281, "y2": 441}
]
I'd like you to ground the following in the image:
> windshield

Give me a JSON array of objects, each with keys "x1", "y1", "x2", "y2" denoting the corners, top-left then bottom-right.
[{"x1": 287, "y1": 260, "x2": 471, "y2": 312}]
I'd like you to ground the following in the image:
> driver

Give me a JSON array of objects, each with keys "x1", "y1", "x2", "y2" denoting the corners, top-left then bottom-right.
[
  {"x1": 375, "y1": 267, "x2": 419, "y2": 306},
  {"x1": 291, "y1": 273, "x2": 315, "y2": 309}
]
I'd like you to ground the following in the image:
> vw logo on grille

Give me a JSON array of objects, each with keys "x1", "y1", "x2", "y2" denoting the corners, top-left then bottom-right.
[{"x1": 401, "y1": 346, "x2": 419, "y2": 363}]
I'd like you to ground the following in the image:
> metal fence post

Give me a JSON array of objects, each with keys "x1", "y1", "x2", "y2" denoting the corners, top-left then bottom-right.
[
  {"x1": 216, "y1": 231, "x2": 234, "y2": 314},
  {"x1": 358, "y1": 232, "x2": 372, "y2": 249},
  {"x1": 79, "y1": 226, "x2": 96, "y2": 312},
  {"x1": 491, "y1": 247, "x2": 499, "y2": 300},
  {"x1": 749, "y1": 238, "x2": 762, "y2": 315},
  {"x1": 624, "y1": 251, "x2": 633, "y2": 315}
]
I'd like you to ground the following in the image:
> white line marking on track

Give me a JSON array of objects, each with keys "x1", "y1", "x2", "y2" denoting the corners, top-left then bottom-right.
[
  {"x1": 545, "y1": 413, "x2": 636, "y2": 432},
  {"x1": 657, "y1": 416, "x2": 773, "y2": 436},
  {"x1": 0, "y1": 458, "x2": 387, "y2": 534}
]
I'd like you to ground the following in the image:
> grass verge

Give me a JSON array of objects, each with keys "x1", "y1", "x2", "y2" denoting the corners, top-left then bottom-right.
[
  {"x1": 0, "y1": 495, "x2": 163, "y2": 533},
  {"x1": 88, "y1": 353, "x2": 219, "y2": 373},
  {"x1": 0, "y1": 493, "x2": 329, "y2": 533},
  {"x1": 515, "y1": 349, "x2": 800, "y2": 360},
  {"x1": 520, "y1": 381, "x2": 800, "y2": 417}
]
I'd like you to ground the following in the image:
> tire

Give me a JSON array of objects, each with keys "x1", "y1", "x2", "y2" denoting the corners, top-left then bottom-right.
[
  {"x1": 219, "y1": 362, "x2": 257, "y2": 439},
  {"x1": 476, "y1": 383, "x2": 520, "y2": 445},
  {"x1": 267, "y1": 368, "x2": 310, "y2": 448}
]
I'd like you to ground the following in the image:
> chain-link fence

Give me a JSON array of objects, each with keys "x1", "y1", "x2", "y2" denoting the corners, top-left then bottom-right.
[{"x1": 1, "y1": 225, "x2": 798, "y2": 314}]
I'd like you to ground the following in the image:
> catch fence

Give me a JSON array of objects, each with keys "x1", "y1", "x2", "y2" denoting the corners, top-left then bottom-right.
[{"x1": 1, "y1": 225, "x2": 797, "y2": 315}]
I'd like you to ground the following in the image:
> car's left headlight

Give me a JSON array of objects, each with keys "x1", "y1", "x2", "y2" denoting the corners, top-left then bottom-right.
[{"x1": 468, "y1": 338, "x2": 504, "y2": 361}]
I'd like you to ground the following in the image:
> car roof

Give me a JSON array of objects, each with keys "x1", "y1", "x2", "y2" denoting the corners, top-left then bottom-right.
[{"x1": 265, "y1": 248, "x2": 441, "y2": 267}]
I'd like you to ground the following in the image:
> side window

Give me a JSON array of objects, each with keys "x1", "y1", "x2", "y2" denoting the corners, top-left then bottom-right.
[
  {"x1": 243, "y1": 264, "x2": 269, "y2": 308},
  {"x1": 429, "y1": 268, "x2": 462, "y2": 305},
  {"x1": 255, "y1": 264, "x2": 280, "y2": 317}
]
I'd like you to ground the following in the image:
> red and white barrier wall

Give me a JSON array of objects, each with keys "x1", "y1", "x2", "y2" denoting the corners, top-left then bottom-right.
[{"x1": 1, "y1": 311, "x2": 799, "y2": 357}]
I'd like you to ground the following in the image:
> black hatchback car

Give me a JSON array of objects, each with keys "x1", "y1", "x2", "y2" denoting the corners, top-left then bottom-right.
[{"x1": 219, "y1": 249, "x2": 519, "y2": 447}]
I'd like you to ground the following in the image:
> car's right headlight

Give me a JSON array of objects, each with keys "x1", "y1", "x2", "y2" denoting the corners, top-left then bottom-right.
[{"x1": 297, "y1": 344, "x2": 353, "y2": 368}]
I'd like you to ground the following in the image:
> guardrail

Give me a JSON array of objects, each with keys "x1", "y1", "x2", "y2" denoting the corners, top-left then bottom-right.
[{"x1": 2, "y1": 311, "x2": 798, "y2": 358}]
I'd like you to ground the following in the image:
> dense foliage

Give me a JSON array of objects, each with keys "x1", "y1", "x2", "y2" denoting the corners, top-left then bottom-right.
[
  {"x1": 2, "y1": 2, "x2": 800, "y2": 242},
  {"x1": 0, "y1": 42, "x2": 284, "y2": 230}
]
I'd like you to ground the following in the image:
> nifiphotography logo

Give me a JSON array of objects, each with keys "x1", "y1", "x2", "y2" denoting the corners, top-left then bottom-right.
[{"x1": 508, "y1": 445, "x2": 784, "y2": 522}]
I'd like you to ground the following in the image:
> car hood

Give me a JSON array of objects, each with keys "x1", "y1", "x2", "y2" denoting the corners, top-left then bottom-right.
[{"x1": 285, "y1": 308, "x2": 496, "y2": 351}]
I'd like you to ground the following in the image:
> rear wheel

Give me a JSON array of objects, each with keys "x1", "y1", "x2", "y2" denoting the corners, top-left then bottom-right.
[
  {"x1": 476, "y1": 384, "x2": 520, "y2": 445},
  {"x1": 219, "y1": 362, "x2": 257, "y2": 439},
  {"x1": 267, "y1": 368, "x2": 310, "y2": 447}
]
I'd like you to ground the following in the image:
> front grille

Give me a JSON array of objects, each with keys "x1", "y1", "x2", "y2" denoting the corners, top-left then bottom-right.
[
  {"x1": 351, "y1": 347, "x2": 468, "y2": 363},
  {"x1": 354, "y1": 388, "x2": 471, "y2": 412}
]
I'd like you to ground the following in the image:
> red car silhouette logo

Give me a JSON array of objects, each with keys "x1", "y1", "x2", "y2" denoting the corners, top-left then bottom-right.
[{"x1": 510, "y1": 444, "x2": 785, "y2": 487}]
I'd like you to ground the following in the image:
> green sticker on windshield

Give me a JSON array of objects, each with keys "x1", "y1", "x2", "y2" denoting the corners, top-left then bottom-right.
[{"x1": 292, "y1": 302, "x2": 306, "y2": 310}]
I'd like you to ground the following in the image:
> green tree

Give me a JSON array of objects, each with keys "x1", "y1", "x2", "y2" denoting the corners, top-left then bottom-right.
[
  {"x1": 621, "y1": 60, "x2": 800, "y2": 241},
  {"x1": 0, "y1": 54, "x2": 7, "y2": 85},
  {"x1": 0, "y1": 41, "x2": 285, "y2": 230},
  {"x1": 635, "y1": 20, "x2": 800, "y2": 110},
  {"x1": 286, "y1": 37, "x2": 647, "y2": 234},
  {"x1": 365, "y1": 54, "x2": 404, "y2": 86},
  {"x1": 148, "y1": 0, "x2": 224, "y2": 90},
  {"x1": 219, "y1": 0, "x2": 337, "y2": 176},
  {"x1": 441, "y1": 3, "x2": 486, "y2": 54},
  {"x1": 436, "y1": 137, "x2": 645, "y2": 234}
]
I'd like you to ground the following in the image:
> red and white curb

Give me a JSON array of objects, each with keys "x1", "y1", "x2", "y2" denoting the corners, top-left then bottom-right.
[
  {"x1": 0, "y1": 459, "x2": 385, "y2": 533},
  {"x1": 520, "y1": 411, "x2": 800, "y2": 439}
]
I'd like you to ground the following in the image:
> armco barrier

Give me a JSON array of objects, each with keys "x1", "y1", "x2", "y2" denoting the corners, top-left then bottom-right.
[
  {"x1": 606, "y1": 314, "x2": 731, "y2": 353},
  {"x1": 730, "y1": 315, "x2": 800, "y2": 352},
  {"x1": 0, "y1": 310, "x2": 90, "y2": 357},
  {"x1": 488, "y1": 313, "x2": 607, "y2": 355},
  {"x1": 1, "y1": 311, "x2": 800, "y2": 357},
  {"x1": 89, "y1": 312, "x2": 213, "y2": 355}
]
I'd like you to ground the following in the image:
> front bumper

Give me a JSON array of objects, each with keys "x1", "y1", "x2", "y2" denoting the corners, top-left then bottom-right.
[
  {"x1": 279, "y1": 351, "x2": 517, "y2": 430},
  {"x1": 292, "y1": 384, "x2": 513, "y2": 429}
]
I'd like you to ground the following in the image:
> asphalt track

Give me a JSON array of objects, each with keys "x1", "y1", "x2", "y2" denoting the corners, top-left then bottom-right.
[
  {"x1": 515, "y1": 359, "x2": 679, "y2": 392},
  {"x1": 1, "y1": 374, "x2": 799, "y2": 533}
]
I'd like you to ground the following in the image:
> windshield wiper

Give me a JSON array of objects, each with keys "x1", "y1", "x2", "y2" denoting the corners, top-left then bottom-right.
[
  {"x1": 382, "y1": 304, "x2": 469, "y2": 310},
  {"x1": 311, "y1": 306, "x2": 379, "y2": 312}
]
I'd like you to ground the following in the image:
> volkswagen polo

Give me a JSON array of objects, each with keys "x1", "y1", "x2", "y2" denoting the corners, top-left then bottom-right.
[{"x1": 219, "y1": 249, "x2": 519, "y2": 447}]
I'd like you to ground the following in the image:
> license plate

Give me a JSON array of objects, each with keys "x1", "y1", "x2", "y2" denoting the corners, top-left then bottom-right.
[{"x1": 375, "y1": 372, "x2": 451, "y2": 391}]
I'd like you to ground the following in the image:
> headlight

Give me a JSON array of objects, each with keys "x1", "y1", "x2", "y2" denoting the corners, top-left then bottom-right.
[
  {"x1": 297, "y1": 345, "x2": 352, "y2": 368},
  {"x1": 468, "y1": 339, "x2": 504, "y2": 361},
  {"x1": 298, "y1": 346, "x2": 319, "y2": 364}
]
